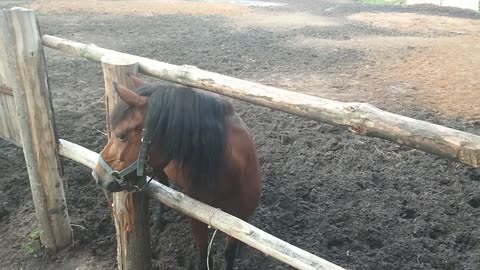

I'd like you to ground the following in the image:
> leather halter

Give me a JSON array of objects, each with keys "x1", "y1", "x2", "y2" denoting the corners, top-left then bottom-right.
[{"x1": 97, "y1": 128, "x2": 151, "y2": 190}]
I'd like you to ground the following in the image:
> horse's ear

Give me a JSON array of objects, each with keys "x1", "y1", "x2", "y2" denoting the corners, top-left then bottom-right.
[
  {"x1": 113, "y1": 82, "x2": 147, "y2": 107},
  {"x1": 127, "y1": 73, "x2": 145, "y2": 88}
]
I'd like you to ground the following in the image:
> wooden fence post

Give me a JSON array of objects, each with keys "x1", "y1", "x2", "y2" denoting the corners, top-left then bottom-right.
[
  {"x1": 0, "y1": 15, "x2": 21, "y2": 147},
  {"x1": 1, "y1": 8, "x2": 72, "y2": 251},
  {"x1": 101, "y1": 54, "x2": 152, "y2": 270}
]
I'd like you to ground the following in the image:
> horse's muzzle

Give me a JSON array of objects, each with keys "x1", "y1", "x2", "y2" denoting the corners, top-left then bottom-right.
[{"x1": 92, "y1": 168, "x2": 124, "y2": 192}]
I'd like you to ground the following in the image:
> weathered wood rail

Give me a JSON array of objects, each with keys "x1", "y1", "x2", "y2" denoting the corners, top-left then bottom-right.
[{"x1": 42, "y1": 35, "x2": 480, "y2": 168}]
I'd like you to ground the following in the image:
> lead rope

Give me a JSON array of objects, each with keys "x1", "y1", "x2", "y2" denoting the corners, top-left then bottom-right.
[{"x1": 207, "y1": 208, "x2": 221, "y2": 270}]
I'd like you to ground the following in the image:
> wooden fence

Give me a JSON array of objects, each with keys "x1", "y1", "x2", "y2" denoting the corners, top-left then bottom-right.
[
  {"x1": 0, "y1": 7, "x2": 345, "y2": 270},
  {"x1": 2, "y1": 6, "x2": 480, "y2": 270}
]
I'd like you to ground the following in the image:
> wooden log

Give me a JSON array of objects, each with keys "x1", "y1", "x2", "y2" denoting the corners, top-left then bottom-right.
[
  {"x1": 1, "y1": 8, "x2": 72, "y2": 251},
  {"x1": 58, "y1": 139, "x2": 99, "y2": 166},
  {"x1": 57, "y1": 139, "x2": 346, "y2": 270},
  {"x1": 0, "y1": 92, "x2": 22, "y2": 146},
  {"x1": 58, "y1": 139, "x2": 98, "y2": 168},
  {"x1": 101, "y1": 54, "x2": 152, "y2": 270},
  {"x1": 0, "y1": 11, "x2": 21, "y2": 147},
  {"x1": 41, "y1": 35, "x2": 480, "y2": 168}
]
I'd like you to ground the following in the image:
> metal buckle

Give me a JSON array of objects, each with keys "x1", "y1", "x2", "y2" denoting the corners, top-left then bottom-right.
[
  {"x1": 111, "y1": 171, "x2": 125, "y2": 186},
  {"x1": 141, "y1": 129, "x2": 151, "y2": 143}
]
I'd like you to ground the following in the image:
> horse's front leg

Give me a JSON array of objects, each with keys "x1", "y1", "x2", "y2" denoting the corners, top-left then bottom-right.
[
  {"x1": 189, "y1": 218, "x2": 212, "y2": 270},
  {"x1": 224, "y1": 235, "x2": 240, "y2": 270}
]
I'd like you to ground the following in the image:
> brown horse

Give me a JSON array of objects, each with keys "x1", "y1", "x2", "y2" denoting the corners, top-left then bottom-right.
[{"x1": 92, "y1": 75, "x2": 261, "y2": 270}]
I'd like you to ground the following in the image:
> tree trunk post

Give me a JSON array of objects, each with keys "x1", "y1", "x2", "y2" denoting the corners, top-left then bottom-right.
[
  {"x1": 1, "y1": 8, "x2": 72, "y2": 252},
  {"x1": 101, "y1": 54, "x2": 152, "y2": 270}
]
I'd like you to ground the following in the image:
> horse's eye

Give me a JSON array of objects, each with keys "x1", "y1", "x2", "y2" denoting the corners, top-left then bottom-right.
[{"x1": 116, "y1": 133, "x2": 127, "y2": 142}]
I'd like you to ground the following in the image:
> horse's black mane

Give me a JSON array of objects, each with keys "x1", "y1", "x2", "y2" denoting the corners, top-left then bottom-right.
[{"x1": 112, "y1": 83, "x2": 227, "y2": 192}]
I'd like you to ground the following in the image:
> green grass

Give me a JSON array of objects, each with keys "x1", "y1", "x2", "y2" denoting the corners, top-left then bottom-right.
[
  {"x1": 356, "y1": 0, "x2": 406, "y2": 4},
  {"x1": 23, "y1": 228, "x2": 41, "y2": 255}
]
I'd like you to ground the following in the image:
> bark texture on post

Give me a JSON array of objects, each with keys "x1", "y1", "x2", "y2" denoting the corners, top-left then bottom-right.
[
  {"x1": 101, "y1": 54, "x2": 151, "y2": 270},
  {"x1": 1, "y1": 8, "x2": 72, "y2": 251},
  {"x1": 42, "y1": 35, "x2": 480, "y2": 168}
]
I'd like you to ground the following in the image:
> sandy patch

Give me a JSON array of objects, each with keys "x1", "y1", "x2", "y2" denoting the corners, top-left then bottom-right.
[
  {"x1": 268, "y1": 12, "x2": 480, "y2": 119},
  {"x1": 382, "y1": 36, "x2": 480, "y2": 119},
  {"x1": 28, "y1": 0, "x2": 251, "y2": 16},
  {"x1": 294, "y1": 36, "x2": 433, "y2": 52},
  {"x1": 28, "y1": 0, "x2": 337, "y2": 31},
  {"x1": 288, "y1": 34, "x2": 480, "y2": 119},
  {"x1": 348, "y1": 12, "x2": 480, "y2": 35},
  {"x1": 27, "y1": 0, "x2": 337, "y2": 31},
  {"x1": 230, "y1": 11, "x2": 338, "y2": 30}
]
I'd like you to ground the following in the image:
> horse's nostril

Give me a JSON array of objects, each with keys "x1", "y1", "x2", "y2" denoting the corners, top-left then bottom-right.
[{"x1": 111, "y1": 171, "x2": 122, "y2": 180}]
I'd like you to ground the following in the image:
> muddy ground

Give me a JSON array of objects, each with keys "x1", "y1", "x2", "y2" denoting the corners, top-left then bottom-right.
[{"x1": 1, "y1": 0, "x2": 480, "y2": 269}]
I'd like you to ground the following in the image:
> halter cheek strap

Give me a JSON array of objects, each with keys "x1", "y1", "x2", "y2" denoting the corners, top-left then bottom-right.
[
  {"x1": 97, "y1": 128, "x2": 151, "y2": 187},
  {"x1": 137, "y1": 128, "x2": 150, "y2": 176}
]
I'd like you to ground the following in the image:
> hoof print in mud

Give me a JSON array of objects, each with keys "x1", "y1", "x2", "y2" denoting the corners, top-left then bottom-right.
[
  {"x1": 428, "y1": 223, "x2": 448, "y2": 240},
  {"x1": 327, "y1": 236, "x2": 352, "y2": 250},
  {"x1": 400, "y1": 207, "x2": 417, "y2": 219},
  {"x1": 0, "y1": 205, "x2": 8, "y2": 221},
  {"x1": 467, "y1": 195, "x2": 480, "y2": 209},
  {"x1": 466, "y1": 168, "x2": 480, "y2": 181},
  {"x1": 357, "y1": 229, "x2": 384, "y2": 249}
]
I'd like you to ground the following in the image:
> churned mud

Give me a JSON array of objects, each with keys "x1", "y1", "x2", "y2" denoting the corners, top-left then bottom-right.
[{"x1": 1, "y1": 0, "x2": 480, "y2": 269}]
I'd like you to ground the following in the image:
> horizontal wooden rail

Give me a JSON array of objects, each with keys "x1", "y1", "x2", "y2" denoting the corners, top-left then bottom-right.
[
  {"x1": 43, "y1": 35, "x2": 480, "y2": 168},
  {"x1": 57, "y1": 139, "x2": 345, "y2": 270}
]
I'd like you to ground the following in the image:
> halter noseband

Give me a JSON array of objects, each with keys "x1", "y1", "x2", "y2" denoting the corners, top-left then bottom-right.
[{"x1": 97, "y1": 128, "x2": 151, "y2": 190}]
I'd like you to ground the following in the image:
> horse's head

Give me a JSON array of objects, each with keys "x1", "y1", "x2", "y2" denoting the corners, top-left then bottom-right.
[{"x1": 92, "y1": 75, "x2": 149, "y2": 192}]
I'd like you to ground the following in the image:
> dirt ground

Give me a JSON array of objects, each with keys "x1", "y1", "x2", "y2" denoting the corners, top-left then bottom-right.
[{"x1": 1, "y1": 0, "x2": 480, "y2": 269}]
